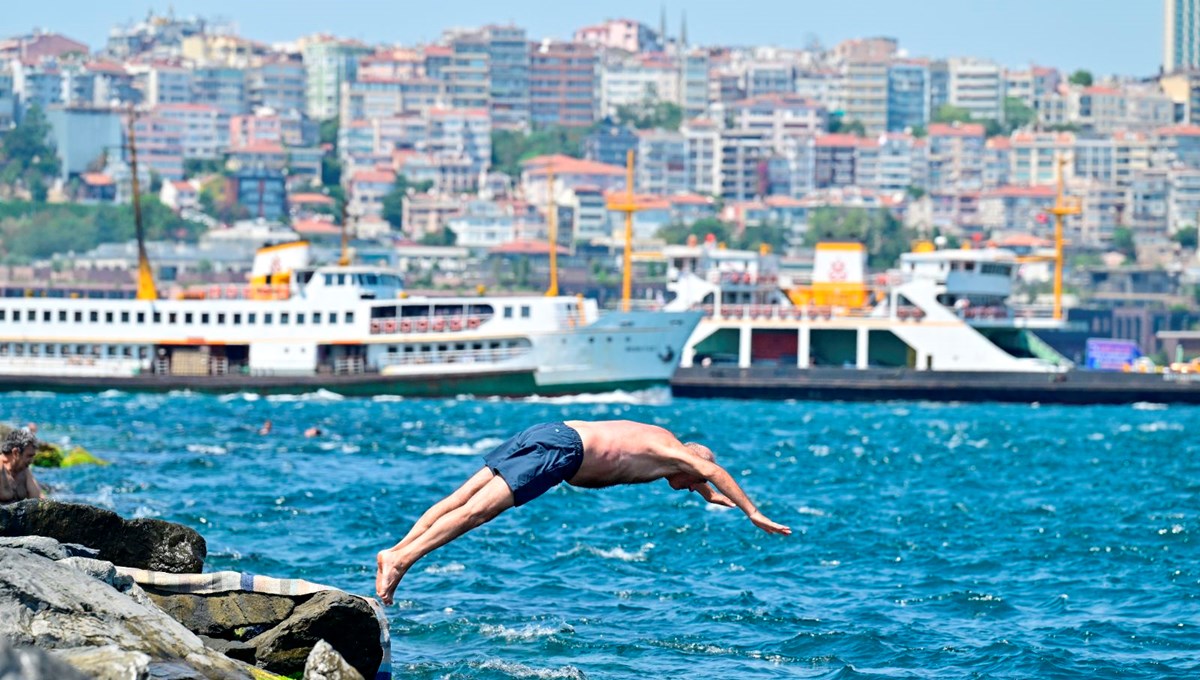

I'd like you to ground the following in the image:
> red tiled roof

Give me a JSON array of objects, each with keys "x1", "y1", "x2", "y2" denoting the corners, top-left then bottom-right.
[
  {"x1": 351, "y1": 169, "x2": 397, "y2": 184},
  {"x1": 669, "y1": 193, "x2": 712, "y2": 206},
  {"x1": 1083, "y1": 86, "x2": 1121, "y2": 96},
  {"x1": 292, "y1": 218, "x2": 342, "y2": 236},
  {"x1": 289, "y1": 192, "x2": 335, "y2": 205},
  {"x1": 81, "y1": 172, "x2": 114, "y2": 186},
  {"x1": 524, "y1": 155, "x2": 625, "y2": 177},
  {"x1": 928, "y1": 123, "x2": 986, "y2": 137},
  {"x1": 816, "y1": 134, "x2": 864, "y2": 148},
  {"x1": 990, "y1": 233, "x2": 1053, "y2": 248},
  {"x1": 1157, "y1": 125, "x2": 1200, "y2": 137}
]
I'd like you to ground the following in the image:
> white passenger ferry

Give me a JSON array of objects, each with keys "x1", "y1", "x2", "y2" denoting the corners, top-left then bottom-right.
[{"x1": 0, "y1": 241, "x2": 700, "y2": 397}]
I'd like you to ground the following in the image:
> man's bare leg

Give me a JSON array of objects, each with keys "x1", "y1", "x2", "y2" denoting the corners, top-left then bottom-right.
[
  {"x1": 376, "y1": 475, "x2": 515, "y2": 604},
  {"x1": 389, "y1": 468, "x2": 495, "y2": 552}
]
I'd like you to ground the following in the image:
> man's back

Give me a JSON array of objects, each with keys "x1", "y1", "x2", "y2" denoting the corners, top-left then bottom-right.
[{"x1": 565, "y1": 420, "x2": 679, "y2": 488}]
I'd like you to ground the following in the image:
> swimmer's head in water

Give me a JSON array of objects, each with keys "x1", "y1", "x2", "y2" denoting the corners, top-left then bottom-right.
[{"x1": 667, "y1": 442, "x2": 714, "y2": 491}]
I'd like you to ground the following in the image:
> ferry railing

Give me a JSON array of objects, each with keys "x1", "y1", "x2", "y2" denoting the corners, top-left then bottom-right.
[
  {"x1": 377, "y1": 346, "x2": 528, "y2": 368},
  {"x1": 368, "y1": 314, "x2": 493, "y2": 336},
  {"x1": 334, "y1": 356, "x2": 366, "y2": 375},
  {"x1": 701, "y1": 304, "x2": 893, "y2": 322}
]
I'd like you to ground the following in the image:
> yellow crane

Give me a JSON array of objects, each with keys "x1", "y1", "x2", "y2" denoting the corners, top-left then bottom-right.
[
  {"x1": 1049, "y1": 156, "x2": 1082, "y2": 321},
  {"x1": 545, "y1": 168, "x2": 559, "y2": 296},
  {"x1": 126, "y1": 107, "x2": 159, "y2": 301},
  {"x1": 604, "y1": 151, "x2": 643, "y2": 312}
]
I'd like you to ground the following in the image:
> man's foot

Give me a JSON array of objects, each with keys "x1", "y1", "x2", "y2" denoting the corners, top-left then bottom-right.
[{"x1": 375, "y1": 549, "x2": 410, "y2": 605}]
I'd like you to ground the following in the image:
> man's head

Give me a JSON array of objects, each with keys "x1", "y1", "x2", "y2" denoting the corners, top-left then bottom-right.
[
  {"x1": 667, "y1": 442, "x2": 714, "y2": 491},
  {"x1": 2, "y1": 429, "x2": 37, "y2": 473}
]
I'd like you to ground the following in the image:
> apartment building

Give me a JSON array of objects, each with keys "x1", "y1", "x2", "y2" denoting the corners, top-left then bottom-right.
[{"x1": 529, "y1": 40, "x2": 598, "y2": 129}]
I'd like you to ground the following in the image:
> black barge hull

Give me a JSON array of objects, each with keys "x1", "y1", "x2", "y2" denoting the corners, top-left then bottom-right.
[{"x1": 670, "y1": 366, "x2": 1200, "y2": 405}]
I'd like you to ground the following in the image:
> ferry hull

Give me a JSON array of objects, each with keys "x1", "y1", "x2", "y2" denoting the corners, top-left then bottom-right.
[
  {"x1": 671, "y1": 366, "x2": 1200, "y2": 405},
  {"x1": 0, "y1": 370, "x2": 666, "y2": 398}
]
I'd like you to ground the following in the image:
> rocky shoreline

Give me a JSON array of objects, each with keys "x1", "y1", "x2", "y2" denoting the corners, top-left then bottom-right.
[{"x1": 0, "y1": 500, "x2": 387, "y2": 679}]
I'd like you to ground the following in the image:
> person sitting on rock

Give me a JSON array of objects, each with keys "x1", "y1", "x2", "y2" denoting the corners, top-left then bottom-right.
[
  {"x1": 375, "y1": 419, "x2": 791, "y2": 604},
  {"x1": 0, "y1": 429, "x2": 43, "y2": 503}
]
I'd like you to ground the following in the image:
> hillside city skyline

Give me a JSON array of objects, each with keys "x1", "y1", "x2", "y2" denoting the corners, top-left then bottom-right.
[{"x1": 7, "y1": 1, "x2": 1161, "y2": 77}]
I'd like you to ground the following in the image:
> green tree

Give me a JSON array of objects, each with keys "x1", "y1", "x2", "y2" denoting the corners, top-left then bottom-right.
[
  {"x1": 656, "y1": 217, "x2": 734, "y2": 246},
  {"x1": 380, "y1": 175, "x2": 434, "y2": 229},
  {"x1": 615, "y1": 101, "x2": 683, "y2": 131},
  {"x1": 1068, "y1": 70, "x2": 1094, "y2": 87},
  {"x1": 910, "y1": 124, "x2": 928, "y2": 138},
  {"x1": 419, "y1": 226, "x2": 458, "y2": 246},
  {"x1": 1173, "y1": 226, "x2": 1198, "y2": 249},
  {"x1": 1111, "y1": 227, "x2": 1136, "y2": 259},
  {"x1": 932, "y1": 104, "x2": 974, "y2": 125},
  {"x1": 0, "y1": 104, "x2": 61, "y2": 198},
  {"x1": 804, "y1": 207, "x2": 911, "y2": 269},
  {"x1": 1002, "y1": 96, "x2": 1035, "y2": 132},
  {"x1": 320, "y1": 154, "x2": 341, "y2": 187},
  {"x1": 491, "y1": 127, "x2": 588, "y2": 178},
  {"x1": 838, "y1": 119, "x2": 867, "y2": 137},
  {"x1": 319, "y1": 117, "x2": 340, "y2": 149}
]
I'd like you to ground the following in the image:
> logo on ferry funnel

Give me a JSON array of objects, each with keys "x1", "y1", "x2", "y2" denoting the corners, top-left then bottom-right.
[{"x1": 658, "y1": 346, "x2": 676, "y2": 363}]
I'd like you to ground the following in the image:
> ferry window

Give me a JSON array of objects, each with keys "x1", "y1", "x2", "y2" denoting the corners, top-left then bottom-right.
[
  {"x1": 503, "y1": 306, "x2": 513, "y2": 319},
  {"x1": 136, "y1": 312, "x2": 145, "y2": 323},
  {"x1": 169, "y1": 312, "x2": 177, "y2": 324},
  {"x1": 233, "y1": 313, "x2": 242, "y2": 325},
  {"x1": 337, "y1": 274, "x2": 346, "y2": 285},
  {"x1": 13, "y1": 345, "x2": 22, "y2": 356},
  {"x1": 313, "y1": 312, "x2": 322, "y2": 324},
  {"x1": 365, "y1": 274, "x2": 379, "y2": 285},
  {"x1": 0, "y1": 310, "x2": 5, "y2": 321},
  {"x1": 105, "y1": 312, "x2": 114, "y2": 323},
  {"x1": 138, "y1": 347, "x2": 148, "y2": 359},
  {"x1": 29, "y1": 345, "x2": 39, "y2": 357},
  {"x1": 324, "y1": 274, "x2": 333, "y2": 285},
  {"x1": 345, "y1": 312, "x2": 355, "y2": 324},
  {"x1": 153, "y1": 311, "x2": 161, "y2": 323},
  {"x1": 281, "y1": 313, "x2": 290, "y2": 324},
  {"x1": 185, "y1": 313, "x2": 194, "y2": 324},
  {"x1": 75, "y1": 311, "x2": 83, "y2": 322},
  {"x1": 122, "y1": 346, "x2": 132, "y2": 358},
  {"x1": 328, "y1": 312, "x2": 338, "y2": 324},
  {"x1": 297, "y1": 313, "x2": 306, "y2": 325},
  {"x1": 248, "y1": 313, "x2": 257, "y2": 324},
  {"x1": 89, "y1": 311, "x2": 98, "y2": 322},
  {"x1": 520, "y1": 305, "x2": 531, "y2": 318},
  {"x1": 264, "y1": 313, "x2": 274, "y2": 325},
  {"x1": 387, "y1": 345, "x2": 397, "y2": 354},
  {"x1": 121, "y1": 311, "x2": 130, "y2": 323},
  {"x1": 58, "y1": 310, "x2": 67, "y2": 322},
  {"x1": 61, "y1": 345, "x2": 71, "y2": 356},
  {"x1": 217, "y1": 313, "x2": 226, "y2": 324},
  {"x1": 201, "y1": 313, "x2": 210, "y2": 324}
]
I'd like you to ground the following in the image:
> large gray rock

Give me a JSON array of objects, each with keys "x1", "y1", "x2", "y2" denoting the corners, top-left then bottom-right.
[
  {"x1": 249, "y1": 590, "x2": 382, "y2": 680},
  {"x1": 0, "y1": 500, "x2": 206, "y2": 573},
  {"x1": 0, "y1": 536, "x2": 97, "y2": 561},
  {"x1": 0, "y1": 547, "x2": 266, "y2": 679},
  {"x1": 0, "y1": 637, "x2": 89, "y2": 680},
  {"x1": 146, "y1": 589, "x2": 295, "y2": 639},
  {"x1": 303, "y1": 640, "x2": 364, "y2": 680}
]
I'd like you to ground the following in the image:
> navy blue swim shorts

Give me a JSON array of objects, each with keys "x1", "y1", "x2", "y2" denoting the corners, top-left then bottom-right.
[{"x1": 483, "y1": 422, "x2": 584, "y2": 506}]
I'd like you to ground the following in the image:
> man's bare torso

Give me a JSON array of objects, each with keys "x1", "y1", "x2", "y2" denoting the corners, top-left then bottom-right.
[
  {"x1": 0, "y1": 468, "x2": 32, "y2": 504},
  {"x1": 564, "y1": 420, "x2": 680, "y2": 488}
]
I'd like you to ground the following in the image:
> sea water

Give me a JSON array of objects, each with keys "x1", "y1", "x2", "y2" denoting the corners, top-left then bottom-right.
[{"x1": 6, "y1": 390, "x2": 1199, "y2": 678}]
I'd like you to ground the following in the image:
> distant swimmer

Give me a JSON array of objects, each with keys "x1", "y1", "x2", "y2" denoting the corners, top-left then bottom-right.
[
  {"x1": 375, "y1": 420, "x2": 791, "y2": 604},
  {"x1": 304, "y1": 427, "x2": 323, "y2": 438},
  {"x1": 258, "y1": 419, "x2": 272, "y2": 436},
  {"x1": 0, "y1": 429, "x2": 43, "y2": 504}
]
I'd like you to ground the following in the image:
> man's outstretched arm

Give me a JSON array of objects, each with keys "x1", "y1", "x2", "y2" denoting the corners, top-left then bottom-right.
[{"x1": 664, "y1": 445, "x2": 791, "y2": 535}]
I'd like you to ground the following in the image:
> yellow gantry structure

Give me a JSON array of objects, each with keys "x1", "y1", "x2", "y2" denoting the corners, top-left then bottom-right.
[
  {"x1": 1049, "y1": 157, "x2": 1082, "y2": 321},
  {"x1": 126, "y1": 108, "x2": 160, "y2": 301},
  {"x1": 605, "y1": 151, "x2": 643, "y2": 312}
]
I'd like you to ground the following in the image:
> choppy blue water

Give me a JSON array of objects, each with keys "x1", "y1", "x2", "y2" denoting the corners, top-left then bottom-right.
[{"x1": 5, "y1": 389, "x2": 1199, "y2": 678}]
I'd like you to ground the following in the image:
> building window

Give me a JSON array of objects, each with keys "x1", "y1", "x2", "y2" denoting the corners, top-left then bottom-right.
[
  {"x1": 264, "y1": 313, "x2": 274, "y2": 325},
  {"x1": 201, "y1": 313, "x2": 210, "y2": 324},
  {"x1": 137, "y1": 312, "x2": 146, "y2": 323},
  {"x1": 59, "y1": 310, "x2": 67, "y2": 322},
  {"x1": 313, "y1": 312, "x2": 322, "y2": 324},
  {"x1": 153, "y1": 311, "x2": 161, "y2": 323},
  {"x1": 296, "y1": 313, "x2": 305, "y2": 325},
  {"x1": 249, "y1": 312, "x2": 258, "y2": 324},
  {"x1": 105, "y1": 312, "x2": 114, "y2": 323},
  {"x1": 329, "y1": 312, "x2": 338, "y2": 324},
  {"x1": 233, "y1": 313, "x2": 242, "y2": 325},
  {"x1": 90, "y1": 311, "x2": 98, "y2": 322},
  {"x1": 169, "y1": 312, "x2": 178, "y2": 324},
  {"x1": 217, "y1": 313, "x2": 226, "y2": 324},
  {"x1": 504, "y1": 306, "x2": 513, "y2": 319},
  {"x1": 185, "y1": 313, "x2": 194, "y2": 324},
  {"x1": 281, "y1": 312, "x2": 290, "y2": 324},
  {"x1": 520, "y1": 305, "x2": 531, "y2": 318},
  {"x1": 345, "y1": 312, "x2": 355, "y2": 324}
]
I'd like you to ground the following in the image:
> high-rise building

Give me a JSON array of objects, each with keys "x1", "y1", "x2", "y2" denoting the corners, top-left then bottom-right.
[
  {"x1": 482, "y1": 25, "x2": 530, "y2": 130},
  {"x1": 303, "y1": 36, "x2": 372, "y2": 120},
  {"x1": 887, "y1": 61, "x2": 929, "y2": 132},
  {"x1": 1165, "y1": 0, "x2": 1200, "y2": 73},
  {"x1": 529, "y1": 40, "x2": 598, "y2": 129}
]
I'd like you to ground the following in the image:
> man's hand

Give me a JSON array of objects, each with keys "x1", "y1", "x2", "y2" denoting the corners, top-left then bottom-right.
[{"x1": 749, "y1": 511, "x2": 791, "y2": 536}]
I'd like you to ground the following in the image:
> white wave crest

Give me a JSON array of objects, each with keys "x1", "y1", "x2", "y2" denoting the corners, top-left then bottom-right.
[
  {"x1": 797, "y1": 506, "x2": 828, "y2": 517},
  {"x1": 523, "y1": 386, "x2": 671, "y2": 406},
  {"x1": 423, "y1": 562, "x2": 466, "y2": 575},
  {"x1": 595, "y1": 542, "x2": 655, "y2": 562},
  {"x1": 372, "y1": 395, "x2": 405, "y2": 402},
  {"x1": 265, "y1": 389, "x2": 344, "y2": 403},
  {"x1": 185, "y1": 444, "x2": 227, "y2": 455},
  {"x1": 217, "y1": 392, "x2": 259, "y2": 402},
  {"x1": 408, "y1": 436, "x2": 505, "y2": 456},
  {"x1": 479, "y1": 623, "x2": 571, "y2": 642},
  {"x1": 98, "y1": 389, "x2": 126, "y2": 398},
  {"x1": 475, "y1": 660, "x2": 586, "y2": 680},
  {"x1": 1132, "y1": 402, "x2": 1168, "y2": 411}
]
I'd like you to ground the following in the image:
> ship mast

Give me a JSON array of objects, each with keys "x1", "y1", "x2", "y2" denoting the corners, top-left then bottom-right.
[
  {"x1": 338, "y1": 197, "x2": 351, "y2": 266},
  {"x1": 1049, "y1": 156, "x2": 1081, "y2": 321},
  {"x1": 126, "y1": 107, "x2": 158, "y2": 301},
  {"x1": 545, "y1": 167, "x2": 559, "y2": 296},
  {"x1": 606, "y1": 150, "x2": 643, "y2": 312}
]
